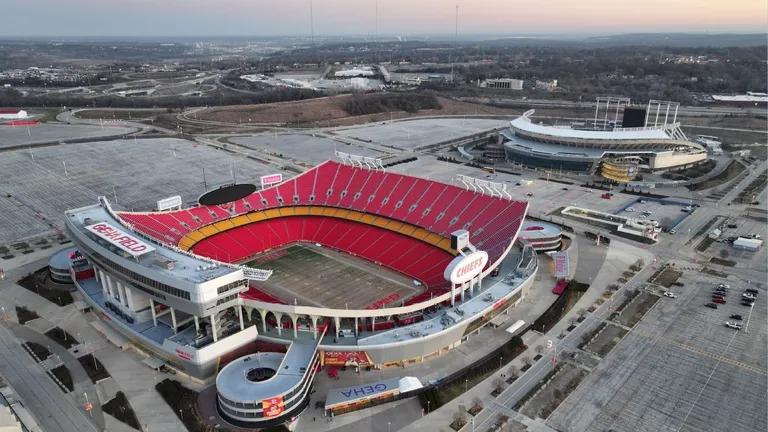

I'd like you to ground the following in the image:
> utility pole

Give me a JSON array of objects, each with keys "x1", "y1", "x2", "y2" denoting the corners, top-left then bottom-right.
[{"x1": 451, "y1": 4, "x2": 459, "y2": 83}]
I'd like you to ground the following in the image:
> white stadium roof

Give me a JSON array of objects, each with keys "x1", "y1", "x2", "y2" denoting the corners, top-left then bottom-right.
[{"x1": 510, "y1": 116, "x2": 673, "y2": 141}]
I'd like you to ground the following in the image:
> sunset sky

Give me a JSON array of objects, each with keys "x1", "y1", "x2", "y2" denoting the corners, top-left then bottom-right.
[{"x1": 0, "y1": 0, "x2": 766, "y2": 37}]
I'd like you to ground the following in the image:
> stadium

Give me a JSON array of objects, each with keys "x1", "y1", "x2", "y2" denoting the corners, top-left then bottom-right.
[
  {"x1": 501, "y1": 98, "x2": 709, "y2": 181},
  {"x1": 62, "y1": 157, "x2": 536, "y2": 427}
]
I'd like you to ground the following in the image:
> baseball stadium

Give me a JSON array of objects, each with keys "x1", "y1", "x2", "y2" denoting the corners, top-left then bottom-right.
[
  {"x1": 501, "y1": 99, "x2": 709, "y2": 180},
  {"x1": 62, "y1": 157, "x2": 537, "y2": 427}
]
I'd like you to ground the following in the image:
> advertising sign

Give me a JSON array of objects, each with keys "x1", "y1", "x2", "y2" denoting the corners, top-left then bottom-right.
[
  {"x1": 260, "y1": 173, "x2": 283, "y2": 188},
  {"x1": 157, "y1": 195, "x2": 182, "y2": 211},
  {"x1": 85, "y1": 223, "x2": 155, "y2": 257},
  {"x1": 552, "y1": 251, "x2": 570, "y2": 278},
  {"x1": 262, "y1": 396, "x2": 285, "y2": 418},
  {"x1": 443, "y1": 251, "x2": 489, "y2": 284},
  {"x1": 175, "y1": 348, "x2": 193, "y2": 361},
  {"x1": 322, "y1": 351, "x2": 372, "y2": 366}
]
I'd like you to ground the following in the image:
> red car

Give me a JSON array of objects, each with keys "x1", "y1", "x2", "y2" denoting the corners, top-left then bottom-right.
[{"x1": 712, "y1": 297, "x2": 726, "y2": 304}]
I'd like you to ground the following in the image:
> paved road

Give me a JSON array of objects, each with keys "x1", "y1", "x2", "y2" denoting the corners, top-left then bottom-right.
[{"x1": 0, "y1": 323, "x2": 98, "y2": 432}]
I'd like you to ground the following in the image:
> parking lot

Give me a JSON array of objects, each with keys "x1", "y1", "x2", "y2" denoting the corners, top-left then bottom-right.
[
  {"x1": 547, "y1": 269, "x2": 767, "y2": 432},
  {"x1": 613, "y1": 197, "x2": 696, "y2": 231},
  {"x1": 0, "y1": 137, "x2": 288, "y2": 244},
  {"x1": 229, "y1": 133, "x2": 387, "y2": 165},
  {"x1": 0, "y1": 123, "x2": 136, "y2": 148},
  {"x1": 335, "y1": 118, "x2": 508, "y2": 150}
]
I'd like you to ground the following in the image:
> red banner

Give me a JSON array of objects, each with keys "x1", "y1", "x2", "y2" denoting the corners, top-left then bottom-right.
[
  {"x1": 322, "y1": 351, "x2": 372, "y2": 366},
  {"x1": 262, "y1": 396, "x2": 285, "y2": 418}
]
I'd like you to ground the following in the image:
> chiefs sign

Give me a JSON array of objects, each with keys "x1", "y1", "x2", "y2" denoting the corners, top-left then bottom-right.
[
  {"x1": 262, "y1": 396, "x2": 285, "y2": 418},
  {"x1": 444, "y1": 251, "x2": 489, "y2": 284}
]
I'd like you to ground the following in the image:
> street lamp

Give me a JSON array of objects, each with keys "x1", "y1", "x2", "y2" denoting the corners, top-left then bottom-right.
[
  {"x1": 388, "y1": 421, "x2": 391, "y2": 432},
  {"x1": 427, "y1": 400, "x2": 430, "y2": 415},
  {"x1": 471, "y1": 417, "x2": 475, "y2": 432}
]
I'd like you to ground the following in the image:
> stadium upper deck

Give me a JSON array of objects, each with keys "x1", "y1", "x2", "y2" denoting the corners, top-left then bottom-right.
[{"x1": 503, "y1": 109, "x2": 708, "y2": 173}]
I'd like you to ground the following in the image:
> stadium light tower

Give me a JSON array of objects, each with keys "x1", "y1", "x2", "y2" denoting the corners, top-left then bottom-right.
[{"x1": 309, "y1": 0, "x2": 315, "y2": 45}]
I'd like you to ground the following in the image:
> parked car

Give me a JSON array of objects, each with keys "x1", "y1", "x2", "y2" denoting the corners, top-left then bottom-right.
[
  {"x1": 725, "y1": 322, "x2": 743, "y2": 330},
  {"x1": 712, "y1": 297, "x2": 726, "y2": 304},
  {"x1": 742, "y1": 293, "x2": 757, "y2": 300},
  {"x1": 626, "y1": 207, "x2": 635, "y2": 212},
  {"x1": 663, "y1": 292, "x2": 677, "y2": 298},
  {"x1": 705, "y1": 303, "x2": 718, "y2": 309},
  {"x1": 740, "y1": 301, "x2": 754, "y2": 307},
  {"x1": 745, "y1": 288, "x2": 758, "y2": 295},
  {"x1": 718, "y1": 283, "x2": 730, "y2": 289},
  {"x1": 730, "y1": 314, "x2": 743, "y2": 320}
]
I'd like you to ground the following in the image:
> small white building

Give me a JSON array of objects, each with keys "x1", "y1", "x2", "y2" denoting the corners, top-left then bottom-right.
[
  {"x1": 733, "y1": 237, "x2": 762, "y2": 251},
  {"x1": 479, "y1": 78, "x2": 523, "y2": 90},
  {"x1": 0, "y1": 109, "x2": 27, "y2": 120}
]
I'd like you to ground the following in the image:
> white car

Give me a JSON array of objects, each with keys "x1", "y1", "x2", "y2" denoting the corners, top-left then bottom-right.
[
  {"x1": 663, "y1": 292, "x2": 677, "y2": 298},
  {"x1": 718, "y1": 284, "x2": 730, "y2": 289},
  {"x1": 742, "y1": 293, "x2": 757, "y2": 300},
  {"x1": 626, "y1": 207, "x2": 635, "y2": 212},
  {"x1": 725, "y1": 321, "x2": 742, "y2": 330}
]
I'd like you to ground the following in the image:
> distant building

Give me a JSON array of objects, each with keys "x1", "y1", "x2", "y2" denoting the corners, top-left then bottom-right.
[
  {"x1": 711, "y1": 92, "x2": 768, "y2": 106},
  {"x1": 535, "y1": 80, "x2": 558, "y2": 91},
  {"x1": 479, "y1": 78, "x2": 523, "y2": 90},
  {"x1": 0, "y1": 109, "x2": 27, "y2": 120},
  {"x1": 334, "y1": 67, "x2": 375, "y2": 78}
]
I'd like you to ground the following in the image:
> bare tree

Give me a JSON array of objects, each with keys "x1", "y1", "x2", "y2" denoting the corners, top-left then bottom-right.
[
  {"x1": 507, "y1": 365, "x2": 519, "y2": 378},
  {"x1": 492, "y1": 377, "x2": 505, "y2": 392},
  {"x1": 472, "y1": 396, "x2": 483, "y2": 410},
  {"x1": 452, "y1": 410, "x2": 466, "y2": 426},
  {"x1": 521, "y1": 356, "x2": 531, "y2": 367},
  {"x1": 719, "y1": 249, "x2": 730, "y2": 259},
  {"x1": 577, "y1": 308, "x2": 587, "y2": 319},
  {"x1": 535, "y1": 345, "x2": 545, "y2": 356}
]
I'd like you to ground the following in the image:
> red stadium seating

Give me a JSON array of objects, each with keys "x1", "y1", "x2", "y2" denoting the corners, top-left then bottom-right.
[
  {"x1": 117, "y1": 160, "x2": 528, "y2": 303},
  {"x1": 190, "y1": 216, "x2": 455, "y2": 293}
]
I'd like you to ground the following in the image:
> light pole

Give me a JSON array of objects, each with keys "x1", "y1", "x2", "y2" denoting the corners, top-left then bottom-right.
[
  {"x1": 427, "y1": 400, "x2": 430, "y2": 415},
  {"x1": 471, "y1": 417, "x2": 475, "y2": 432},
  {"x1": 387, "y1": 421, "x2": 391, "y2": 432}
]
